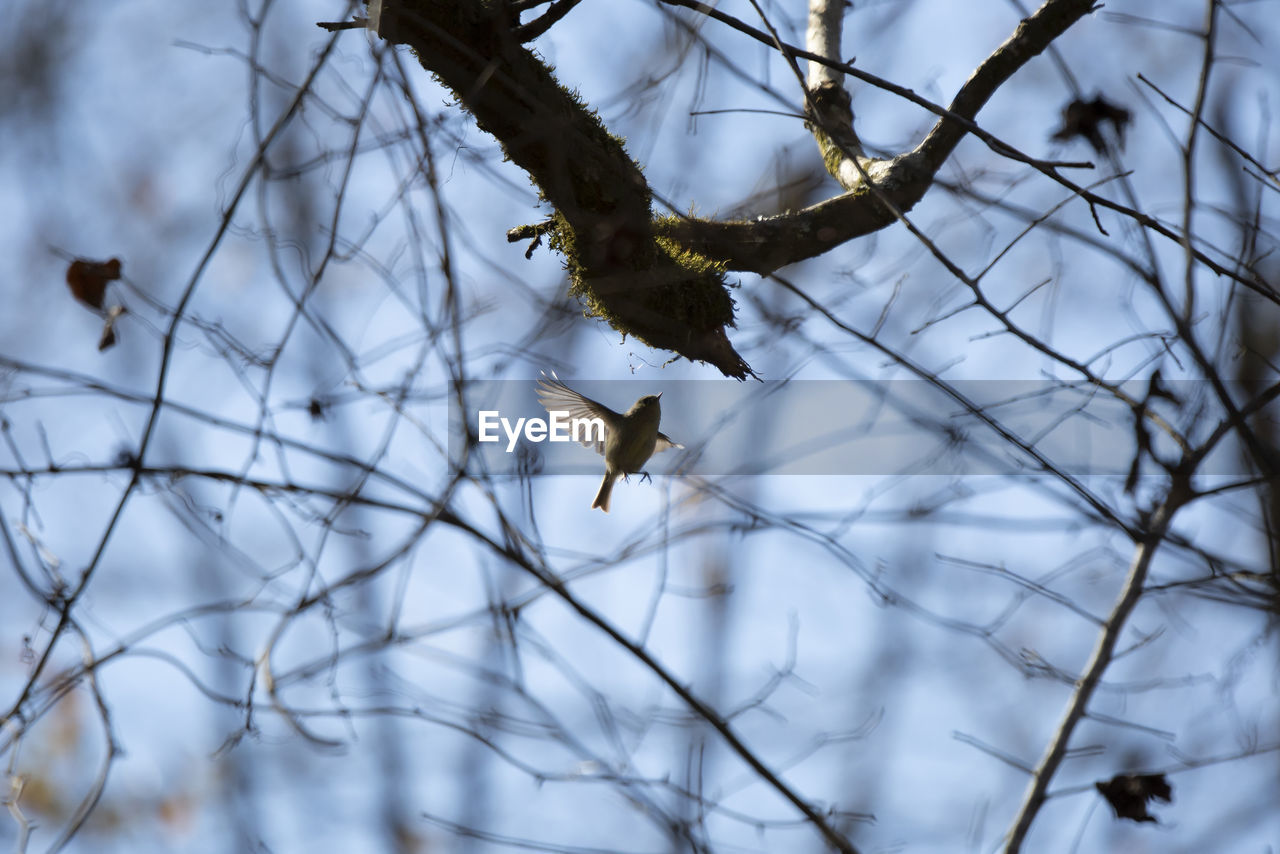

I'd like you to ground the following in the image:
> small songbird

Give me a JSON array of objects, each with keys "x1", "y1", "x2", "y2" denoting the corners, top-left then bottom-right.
[{"x1": 536, "y1": 373, "x2": 683, "y2": 512}]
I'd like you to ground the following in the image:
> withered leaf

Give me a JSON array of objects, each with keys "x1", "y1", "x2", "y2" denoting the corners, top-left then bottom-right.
[
  {"x1": 1095, "y1": 772, "x2": 1172, "y2": 823},
  {"x1": 65, "y1": 257, "x2": 122, "y2": 311},
  {"x1": 1051, "y1": 95, "x2": 1132, "y2": 153}
]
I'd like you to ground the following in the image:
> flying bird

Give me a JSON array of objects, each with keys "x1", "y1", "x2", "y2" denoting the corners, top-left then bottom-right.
[{"x1": 536, "y1": 373, "x2": 682, "y2": 512}]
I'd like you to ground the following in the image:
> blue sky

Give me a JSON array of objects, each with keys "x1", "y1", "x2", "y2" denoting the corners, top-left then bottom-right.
[{"x1": 2, "y1": 1, "x2": 1279, "y2": 851}]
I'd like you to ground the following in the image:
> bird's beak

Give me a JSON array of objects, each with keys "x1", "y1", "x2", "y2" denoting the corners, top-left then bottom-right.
[{"x1": 656, "y1": 392, "x2": 663, "y2": 399}]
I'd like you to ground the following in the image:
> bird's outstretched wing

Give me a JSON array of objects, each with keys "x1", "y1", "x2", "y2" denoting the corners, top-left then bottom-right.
[
  {"x1": 654, "y1": 432, "x2": 682, "y2": 453},
  {"x1": 536, "y1": 373, "x2": 619, "y2": 456}
]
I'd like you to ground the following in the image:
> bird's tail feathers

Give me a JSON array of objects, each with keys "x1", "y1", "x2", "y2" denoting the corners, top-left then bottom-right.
[{"x1": 592, "y1": 472, "x2": 614, "y2": 513}]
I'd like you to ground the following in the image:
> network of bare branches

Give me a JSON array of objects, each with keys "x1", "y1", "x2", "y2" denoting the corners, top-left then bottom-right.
[{"x1": 2, "y1": 0, "x2": 1279, "y2": 852}]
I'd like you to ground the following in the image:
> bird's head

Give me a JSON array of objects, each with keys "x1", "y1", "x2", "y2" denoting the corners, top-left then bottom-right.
[{"x1": 627, "y1": 394, "x2": 662, "y2": 417}]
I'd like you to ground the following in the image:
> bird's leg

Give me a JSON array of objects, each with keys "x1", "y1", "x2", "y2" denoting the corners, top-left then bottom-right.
[{"x1": 639, "y1": 471, "x2": 652, "y2": 484}]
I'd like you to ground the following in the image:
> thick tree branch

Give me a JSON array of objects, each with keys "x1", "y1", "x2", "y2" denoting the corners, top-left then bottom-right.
[
  {"x1": 806, "y1": 0, "x2": 845, "y2": 91},
  {"x1": 804, "y1": 0, "x2": 866, "y2": 183},
  {"x1": 377, "y1": 0, "x2": 753, "y2": 378},
  {"x1": 658, "y1": 0, "x2": 1100, "y2": 273},
  {"x1": 373, "y1": 0, "x2": 1097, "y2": 376}
]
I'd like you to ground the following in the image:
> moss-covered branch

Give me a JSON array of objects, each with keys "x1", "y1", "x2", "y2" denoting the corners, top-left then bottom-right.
[
  {"x1": 377, "y1": 0, "x2": 751, "y2": 377},
  {"x1": 373, "y1": 0, "x2": 1098, "y2": 377}
]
